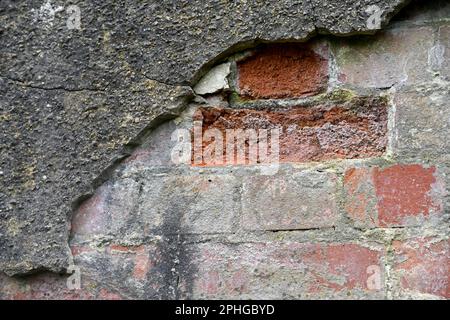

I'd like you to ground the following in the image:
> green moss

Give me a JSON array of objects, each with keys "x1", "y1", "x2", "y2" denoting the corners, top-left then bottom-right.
[
  {"x1": 326, "y1": 89, "x2": 357, "y2": 102},
  {"x1": 228, "y1": 91, "x2": 247, "y2": 105}
]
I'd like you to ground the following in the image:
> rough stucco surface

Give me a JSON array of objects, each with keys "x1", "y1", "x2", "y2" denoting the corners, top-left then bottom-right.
[
  {"x1": 0, "y1": 0, "x2": 411, "y2": 276},
  {"x1": 0, "y1": 74, "x2": 193, "y2": 275}
]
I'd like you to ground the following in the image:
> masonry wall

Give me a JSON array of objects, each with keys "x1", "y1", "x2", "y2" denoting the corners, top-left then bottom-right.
[{"x1": 0, "y1": 1, "x2": 449, "y2": 300}]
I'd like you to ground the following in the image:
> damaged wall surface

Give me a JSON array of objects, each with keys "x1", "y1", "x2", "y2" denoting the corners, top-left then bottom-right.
[{"x1": 0, "y1": 0, "x2": 449, "y2": 300}]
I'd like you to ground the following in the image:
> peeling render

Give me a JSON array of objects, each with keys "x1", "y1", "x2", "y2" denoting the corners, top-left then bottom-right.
[
  {"x1": 0, "y1": 0, "x2": 449, "y2": 301},
  {"x1": 0, "y1": 0, "x2": 411, "y2": 276}
]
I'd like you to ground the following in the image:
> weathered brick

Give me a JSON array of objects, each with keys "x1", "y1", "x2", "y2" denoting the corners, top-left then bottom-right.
[
  {"x1": 194, "y1": 98, "x2": 388, "y2": 165},
  {"x1": 70, "y1": 185, "x2": 109, "y2": 236},
  {"x1": 71, "y1": 243, "x2": 172, "y2": 299},
  {"x1": 71, "y1": 178, "x2": 141, "y2": 239},
  {"x1": 332, "y1": 27, "x2": 435, "y2": 87},
  {"x1": 110, "y1": 245, "x2": 153, "y2": 281},
  {"x1": 373, "y1": 164, "x2": 444, "y2": 226},
  {"x1": 242, "y1": 171, "x2": 339, "y2": 231},
  {"x1": 71, "y1": 174, "x2": 239, "y2": 239},
  {"x1": 179, "y1": 242, "x2": 385, "y2": 299},
  {"x1": 344, "y1": 164, "x2": 445, "y2": 228},
  {"x1": 237, "y1": 42, "x2": 328, "y2": 99},
  {"x1": 179, "y1": 175, "x2": 239, "y2": 234},
  {"x1": 391, "y1": 238, "x2": 449, "y2": 298},
  {"x1": 138, "y1": 174, "x2": 239, "y2": 235},
  {"x1": 392, "y1": 88, "x2": 450, "y2": 160},
  {"x1": 123, "y1": 120, "x2": 179, "y2": 168},
  {"x1": 97, "y1": 288, "x2": 123, "y2": 300},
  {"x1": 344, "y1": 167, "x2": 378, "y2": 229},
  {"x1": 3, "y1": 0, "x2": 449, "y2": 302}
]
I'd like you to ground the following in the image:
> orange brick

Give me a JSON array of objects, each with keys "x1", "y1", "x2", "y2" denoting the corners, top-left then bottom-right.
[{"x1": 238, "y1": 43, "x2": 328, "y2": 99}]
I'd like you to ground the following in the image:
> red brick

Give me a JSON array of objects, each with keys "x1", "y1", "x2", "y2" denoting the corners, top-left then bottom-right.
[
  {"x1": 344, "y1": 167, "x2": 378, "y2": 228},
  {"x1": 107, "y1": 244, "x2": 156, "y2": 281},
  {"x1": 305, "y1": 243, "x2": 383, "y2": 294},
  {"x1": 70, "y1": 178, "x2": 141, "y2": 241},
  {"x1": 344, "y1": 164, "x2": 444, "y2": 228},
  {"x1": 110, "y1": 244, "x2": 136, "y2": 253},
  {"x1": 392, "y1": 238, "x2": 449, "y2": 298},
  {"x1": 373, "y1": 164, "x2": 443, "y2": 227},
  {"x1": 71, "y1": 245, "x2": 95, "y2": 256},
  {"x1": 237, "y1": 43, "x2": 328, "y2": 99},
  {"x1": 193, "y1": 99, "x2": 387, "y2": 165}
]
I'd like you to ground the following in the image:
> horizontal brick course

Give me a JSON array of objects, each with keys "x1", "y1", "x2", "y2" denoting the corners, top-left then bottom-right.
[
  {"x1": 332, "y1": 27, "x2": 435, "y2": 87},
  {"x1": 71, "y1": 174, "x2": 239, "y2": 240},
  {"x1": 179, "y1": 242, "x2": 385, "y2": 299},
  {"x1": 242, "y1": 171, "x2": 339, "y2": 231},
  {"x1": 194, "y1": 99, "x2": 388, "y2": 165}
]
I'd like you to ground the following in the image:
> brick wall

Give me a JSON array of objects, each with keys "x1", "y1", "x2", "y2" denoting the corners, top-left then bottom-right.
[{"x1": 1, "y1": 1, "x2": 448, "y2": 300}]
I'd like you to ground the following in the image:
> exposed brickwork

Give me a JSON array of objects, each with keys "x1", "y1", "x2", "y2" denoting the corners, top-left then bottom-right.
[
  {"x1": 344, "y1": 164, "x2": 445, "y2": 228},
  {"x1": 70, "y1": 175, "x2": 239, "y2": 240},
  {"x1": 237, "y1": 43, "x2": 328, "y2": 99},
  {"x1": 179, "y1": 242, "x2": 384, "y2": 299},
  {"x1": 71, "y1": 186, "x2": 108, "y2": 236},
  {"x1": 344, "y1": 167, "x2": 378, "y2": 228},
  {"x1": 194, "y1": 99, "x2": 387, "y2": 165},
  {"x1": 332, "y1": 27, "x2": 435, "y2": 87},
  {"x1": 373, "y1": 165, "x2": 443, "y2": 227},
  {"x1": 242, "y1": 171, "x2": 339, "y2": 231},
  {"x1": 71, "y1": 242, "x2": 170, "y2": 299},
  {"x1": 392, "y1": 89, "x2": 449, "y2": 160},
  {"x1": 3, "y1": 241, "x2": 188, "y2": 300}
]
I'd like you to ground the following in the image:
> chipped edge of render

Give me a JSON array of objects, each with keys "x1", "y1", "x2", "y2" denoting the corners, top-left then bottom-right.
[{"x1": 193, "y1": 62, "x2": 231, "y2": 96}]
